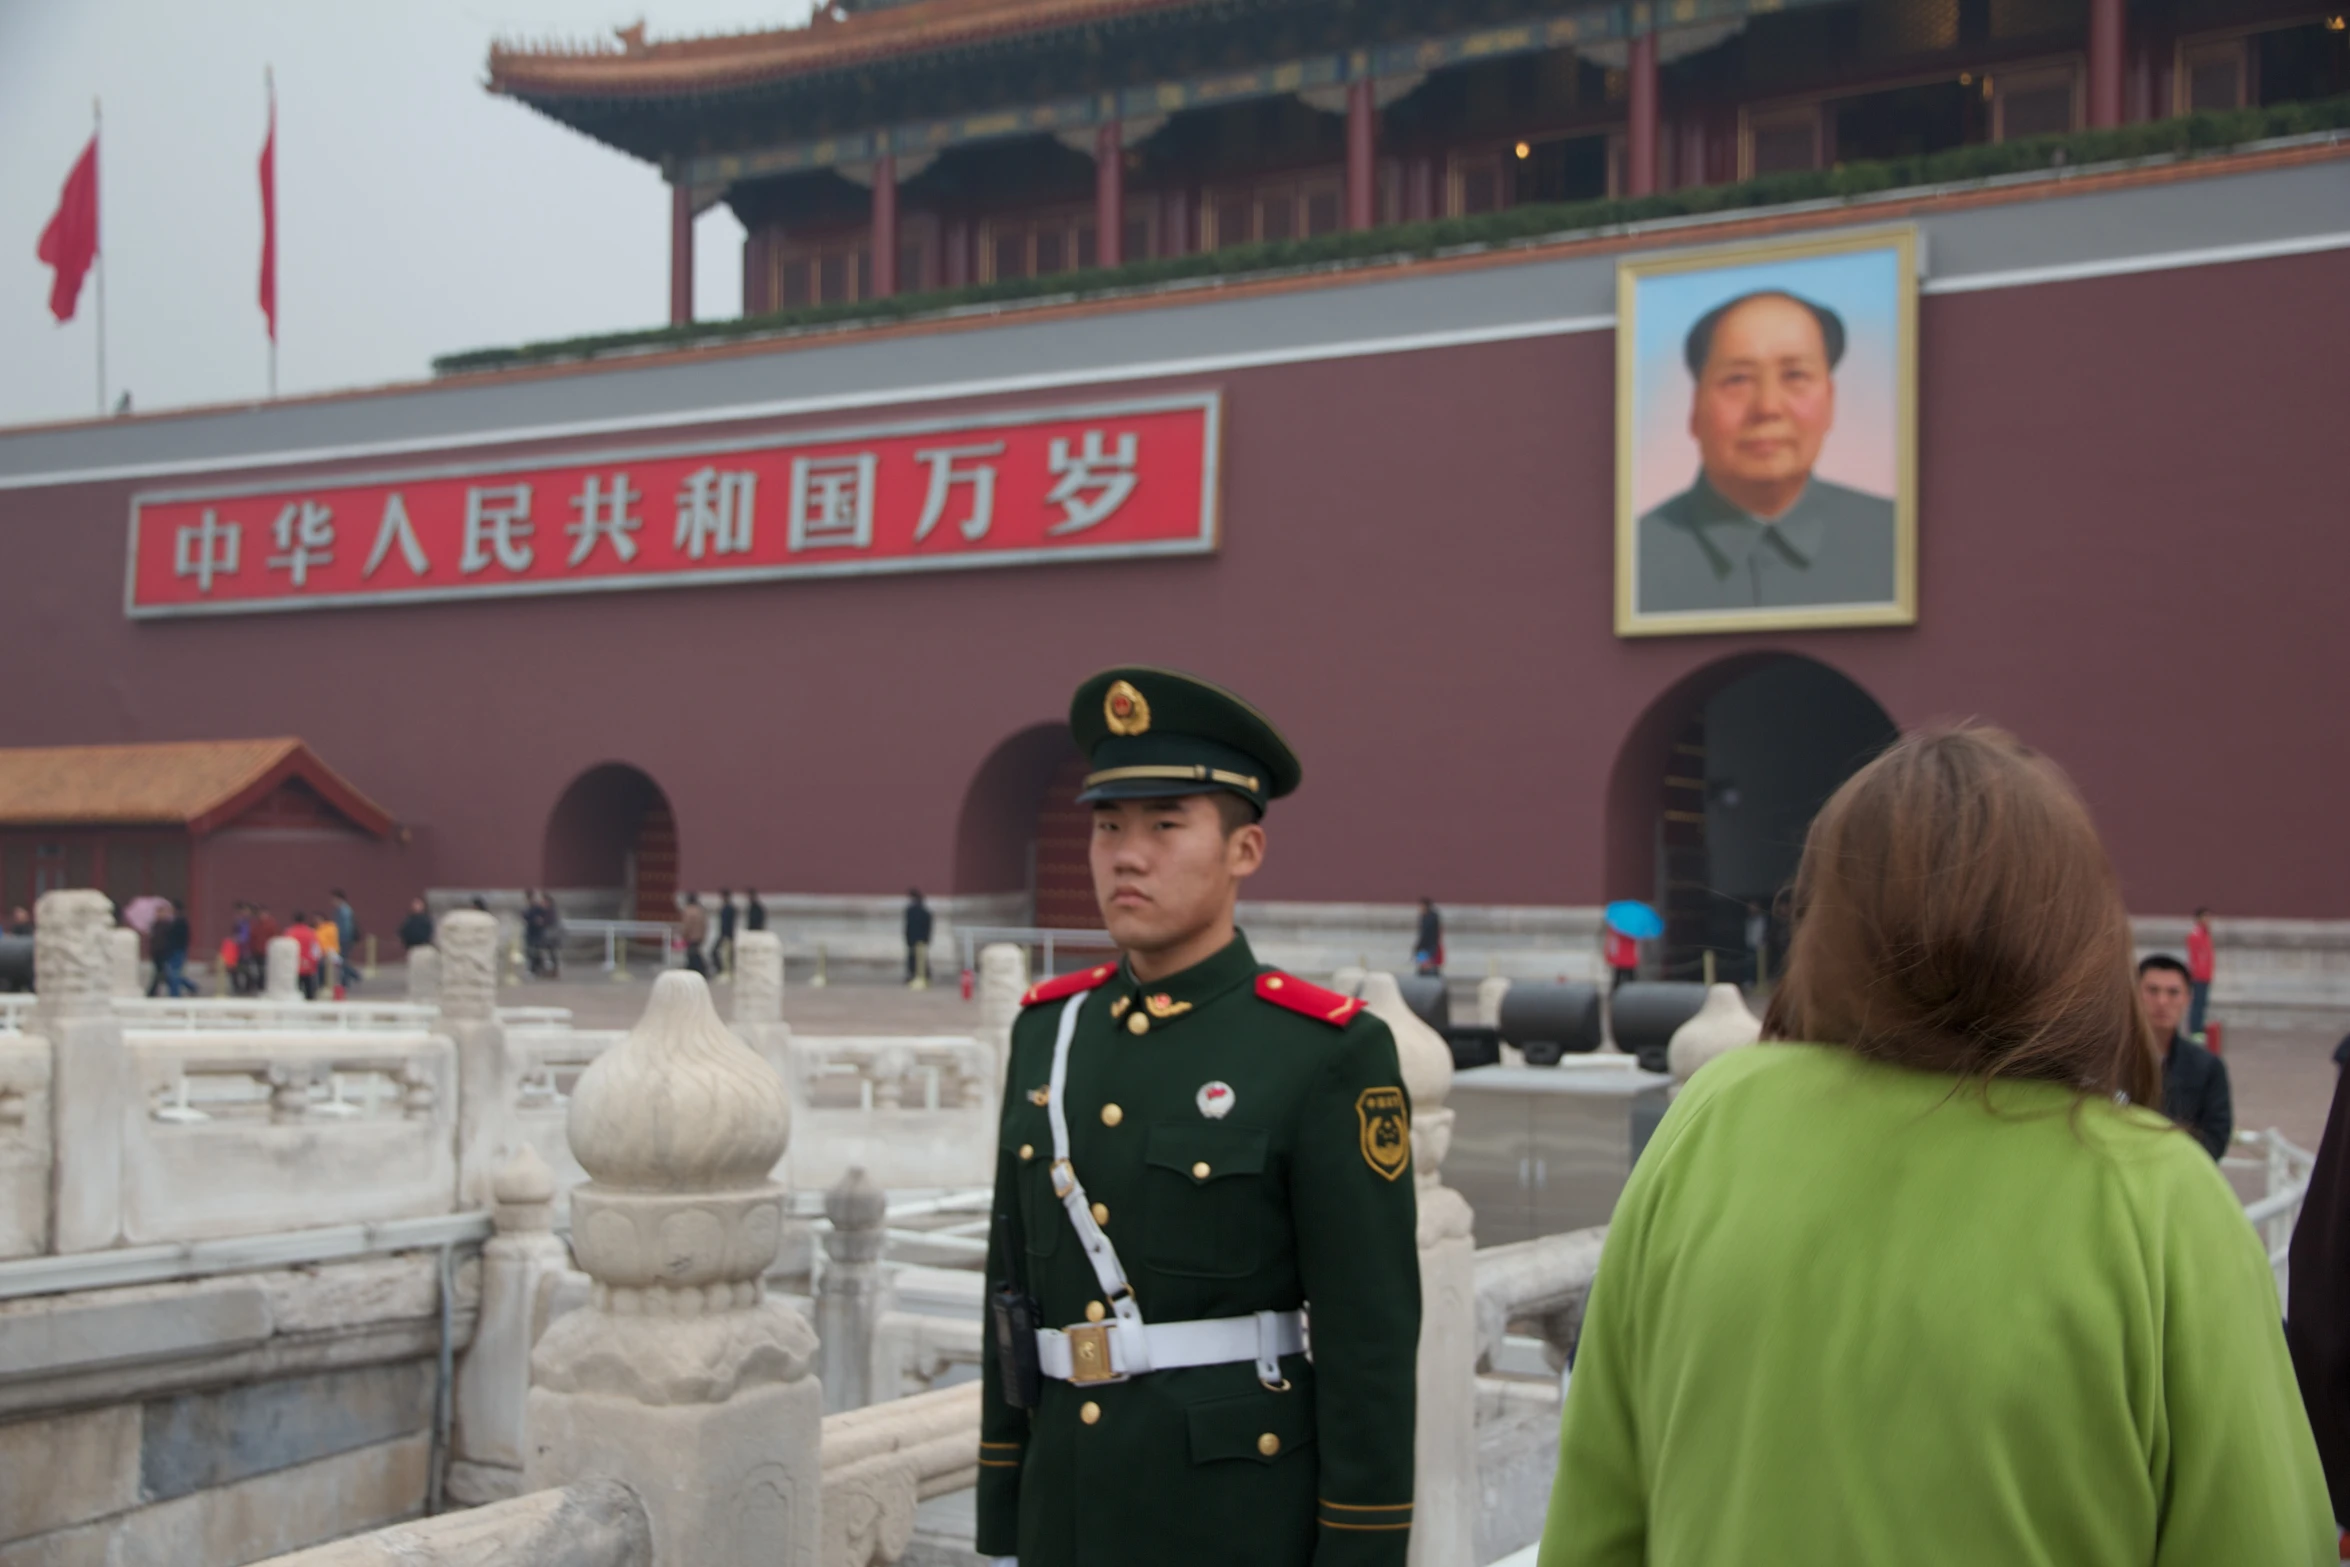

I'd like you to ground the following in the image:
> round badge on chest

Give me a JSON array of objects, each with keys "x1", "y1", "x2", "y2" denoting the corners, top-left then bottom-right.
[{"x1": 1197, "y1": 1081, "x2": 1234, "y2": 1119}]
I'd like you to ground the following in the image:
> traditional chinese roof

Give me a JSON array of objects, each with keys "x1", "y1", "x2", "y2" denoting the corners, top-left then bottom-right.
[
  {"x1": 488, "y1": 0, "x2": 1205, "y2": 103},
  {"x1": 0, "y1": 739, "x2": 394, "y2": 837}
]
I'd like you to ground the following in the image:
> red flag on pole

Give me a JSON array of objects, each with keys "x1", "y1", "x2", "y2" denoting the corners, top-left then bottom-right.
[
  {"x1": 37, "y1": 134, "x2": 100, "y2": 323},
  {"x1": 258, "y1": 78, "x2": 277, "y2": 342}
]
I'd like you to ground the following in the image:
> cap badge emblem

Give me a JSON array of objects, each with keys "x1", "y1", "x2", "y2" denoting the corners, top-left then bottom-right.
[
  {"x1": 1104, "y1": 680, "x2": 1151, "y2": 736},
  {"x1": 1197, "y1": 1081, "x2": 1234, "y2": 1119}
]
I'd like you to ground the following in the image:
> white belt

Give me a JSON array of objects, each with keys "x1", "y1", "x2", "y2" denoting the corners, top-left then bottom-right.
[{"x1": 1038, "y1": 1308, "x2": 1305, "y2": 1386}]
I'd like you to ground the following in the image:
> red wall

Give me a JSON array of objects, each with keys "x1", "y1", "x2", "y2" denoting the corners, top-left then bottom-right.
[{"x1": 3, "y1": 246, "x2": 2343, "y2": 922}]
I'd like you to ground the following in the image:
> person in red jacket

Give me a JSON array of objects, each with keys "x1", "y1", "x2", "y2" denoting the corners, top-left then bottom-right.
[
  {"x1": 2186, "y1": 907, "x2": 2216, "y2": 1040},
  {"x1": 287, "y1": 909, "x2": 322, "y2": 1001},
  {"x1": 1605, "y1": 927, "x2": 1640, "y2": 990}
]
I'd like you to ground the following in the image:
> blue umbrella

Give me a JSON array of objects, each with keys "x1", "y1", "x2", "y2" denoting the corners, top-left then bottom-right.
[{"x1": 1604, "y1": 900, "x2": 1665, "y2": 940}]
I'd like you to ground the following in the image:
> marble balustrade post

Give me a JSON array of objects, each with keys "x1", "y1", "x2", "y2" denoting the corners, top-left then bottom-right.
[
  {"x1": 1359, "y1": 971, "x2": 1477, "y2": 1567},
  {"x1": 449, "y1": 1145, "x2": 575, "y2": 1504},
  {"x1": 525, "y1": 971, "x2": 821, "y2": 1566},
  {"x1": 37, "y1": 890, "x2": 127, "y2": 1252},
  {"x1": 816, "y1": 1166, "x2": 890, "y2": 1413},
  {"x1": 439, "y1": 910, "x2": 516, "y2": 1208}
]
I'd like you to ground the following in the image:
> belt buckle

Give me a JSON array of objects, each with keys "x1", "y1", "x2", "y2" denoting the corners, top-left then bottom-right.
[{"x1": 1065, "y1": 1322, "x2": 1122, "y2": 1385}]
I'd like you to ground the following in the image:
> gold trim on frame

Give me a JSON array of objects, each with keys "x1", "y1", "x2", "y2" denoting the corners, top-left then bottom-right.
[{"x1": 1613, "y1": 224, "x2": 1921, "y2": 639}]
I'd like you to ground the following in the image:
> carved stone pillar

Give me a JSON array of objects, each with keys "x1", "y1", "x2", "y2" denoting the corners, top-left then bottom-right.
[
  {"x1": 526, "y1": 971, "x2": 820, "y2": 1566},
  {"x1": 407, "y1": 943, "x2": 442, "y2": 1008},
  {"x1": 440, "y1": 910, "x2": 515, "y2": 1207},
  {"x1": 1666, "y1": 983, "x2": 1761, "y2": 1089},
  {"x1": 1359, "y1": 971, "x2": 1476, "y2": 1567},
  {"x1": 817, "y1": 1165, "x2": 890, "y2": 1413},
  {"x1": 37, "y1": 890, "x2": 125, "y2": 1252},
  {"x1": 731, "y1": 929, "x2": 791, "y2": 1088},
  {"x1": 265, "y1": 935, "x2": 300, "y2": 1000},
  {"x1": 976, "y1": 943, "x2": 1029, "y2": 1080},
  {"x1": 106, "y1": 926, "x2": 140, "y2": 996},
  {"x1": 452, "y1": 1145, "x2": 574, "y2": 1503}
]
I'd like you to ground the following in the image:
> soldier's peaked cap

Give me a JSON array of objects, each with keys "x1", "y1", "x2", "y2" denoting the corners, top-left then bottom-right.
[{"x1": 1069, "y1": 666, "x2": 1301, "y2": 815}]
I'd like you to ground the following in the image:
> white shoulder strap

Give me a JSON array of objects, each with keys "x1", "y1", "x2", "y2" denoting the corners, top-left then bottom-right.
[{"x1": 1045, "y1": 991, "x2": 1152, "y2": 1370}]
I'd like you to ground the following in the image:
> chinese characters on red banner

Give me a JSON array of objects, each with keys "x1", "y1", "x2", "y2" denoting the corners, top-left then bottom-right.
[{"x1": 128, "y1": 395, "x2": 1220, "y2": 617}]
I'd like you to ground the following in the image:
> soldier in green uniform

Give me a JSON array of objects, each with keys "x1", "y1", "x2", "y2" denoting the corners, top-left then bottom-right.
[{"x1": 977, "y1": 666, "x2": 1421, "y2": 1567}]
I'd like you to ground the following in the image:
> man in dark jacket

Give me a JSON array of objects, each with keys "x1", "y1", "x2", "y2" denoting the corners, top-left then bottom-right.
[
  {"x1": 2139, "y1": 954, "x2": 2231, "y2": 1159},
  {"x1": 397, "y1": 898, "x2": 434, "y2": 953},
  {"x1": 147, "y1": 899, "x2": 194, "y2": 997},
  {"x1": 903, "y1": 889, "x2": 933, "y2": 986},
  {"x1": 1412, "y1": 897, "x2": 1443, "y2": 976},
  {"x1": 715, "y1": 888, "x2": 738, "y2": 979}
]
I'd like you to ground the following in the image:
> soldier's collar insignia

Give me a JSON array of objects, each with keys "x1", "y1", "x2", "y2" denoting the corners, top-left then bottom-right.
[
  {"x1": 1356, "y1": 1086, "x2": 1410, "y2": 1181},
  {"x1": 1143, "y1": 993, "x2": 1193, "y2": 1020},
  {"x1": 1028, "y1": 1087, "x2": 1051, "y2": 1106},
  {"x1": 1197, "y1": 1081, "x2": 1234, "y2": 1119},
  {"x1": 1110, "y1": 995, "x2": 1132, "y2": 1020},
  {"x1": 1104, "y1": 679, "x2": 1151, "y2": 736}
]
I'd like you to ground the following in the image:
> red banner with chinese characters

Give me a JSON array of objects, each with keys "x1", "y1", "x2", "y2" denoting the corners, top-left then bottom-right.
[{"x1": 126, "y1": 393, "x2": 1220, "y2": 618}]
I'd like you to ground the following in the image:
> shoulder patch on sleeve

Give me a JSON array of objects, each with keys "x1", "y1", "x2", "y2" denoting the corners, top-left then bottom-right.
[
  {"x1": 1254, "y1": 972, "x2": 1366, "y2": 1027},
  {"x1": 1021, "y1": 963, "x2": 1118, "y2": 1008}
]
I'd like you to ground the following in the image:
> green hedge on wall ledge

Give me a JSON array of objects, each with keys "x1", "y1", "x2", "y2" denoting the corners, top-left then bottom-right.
[{"x1": 432, "y1": 94, "x2": 2350, "y2": 377}]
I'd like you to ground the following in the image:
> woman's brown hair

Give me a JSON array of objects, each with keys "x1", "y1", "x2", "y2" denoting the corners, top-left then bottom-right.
[{"x1": 1762, "y1": 725, "x2": 2161, "y2": 1107}]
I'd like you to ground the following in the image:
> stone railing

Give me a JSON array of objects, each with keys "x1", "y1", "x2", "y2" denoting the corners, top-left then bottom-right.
[
  {"x1": 250, "y1": 1479, "x2": 651, "y2": 1566},
  {"x1": 118, "y1": 1024, "x2": 456, "y2": 1245},
  {"x1": 820, "y1": 1382, "x2": 982, "y2": 1567},
  {"x1": 0, "y1": 1018, "x2": 50, "y2": 1259},
  {"x1": 784, "y1": 1037, "x2": 996, "y2": 1194}
]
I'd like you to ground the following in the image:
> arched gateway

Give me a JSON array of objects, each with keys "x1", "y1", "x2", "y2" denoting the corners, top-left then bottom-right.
[
  {"x1": 1607, "y1": 656, "x2": 1896, "y2": 981},
  {"x1": 952, "y1": 725, "x2": 1095, "y2": 929},
  {"x1": 543, "y1": 764, "x2": 680, "y2": 921}
]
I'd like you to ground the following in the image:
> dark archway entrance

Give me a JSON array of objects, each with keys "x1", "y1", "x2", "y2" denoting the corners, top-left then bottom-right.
[
  {"x1": 951, "y1": 724, "x2": 1094, "y2": 927},
  {"x1": 543, "y1": 764, "x2": 679, "y2": 921},
  {"x1": 1608, "y1": 656, "x2": 1896, "y2": 982}
]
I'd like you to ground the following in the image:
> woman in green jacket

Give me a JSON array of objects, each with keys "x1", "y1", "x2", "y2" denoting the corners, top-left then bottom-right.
[{"x1": 1539, "y1": 727, "x2": 2332, "y2": 1565}]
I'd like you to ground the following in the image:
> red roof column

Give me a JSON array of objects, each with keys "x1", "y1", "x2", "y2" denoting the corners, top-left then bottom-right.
[
  {"x1": 1346, "y1": 79, "x2": 1376, "y2": 231},
  {"x1": 2088, "y1": 0, "x2": 2124, "y2": 128},
  {"x1": 1628, "y1": 32, "x2": 1659, "y2": 198},
  {"x1": 668, "y1": 182, "x2": 694, "y2": 326},
  {"x1": 872, "y1": 152, "x2": 899, "y2": 300},
  {"x1": 1095, "y1": 120, "x2": 1125, "y2": 267}
]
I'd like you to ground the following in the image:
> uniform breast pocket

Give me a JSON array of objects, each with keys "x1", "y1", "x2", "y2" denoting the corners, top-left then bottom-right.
[{"x1": 1142, "y1": 1123, "x2": 1273, "y2": 1279}]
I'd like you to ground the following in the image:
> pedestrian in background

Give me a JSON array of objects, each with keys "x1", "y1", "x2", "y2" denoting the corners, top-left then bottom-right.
[
  {"x1": 246, "y1": 905, "x2": 279, "y2": 994},
  {"x1": 398, "y1": 897, "x2": 434, "y2": 953},
  {"x1": 6, "y1": 906, "x2": 30, "y2": 936},
  {"x1": 1538, "y1": 727, "x2": 2330, "y2": 1565},
  {"x1": 2140, "y1": 954, "x2": 2232, "y2": 1160},
  {"x1": 147, "y1": 898, "x2": 194, "y2": 997},
  {"x1": 2187, "y1": 906, "x2": 2216, "y2": 1039},
  {"x1": 330, "y1": 889, "x2": 360, "y2": 989},
  {"x1": 535, "y1": 891, "x2": 563, "y2": 978},
  {"x1": 679, "y1": 894, "x2": 710, "y2": 976},
  {"x1": 903, "y1": 888, "x2": 932, "y2": 986},
  {"x1": 715, "y1": 888, "x2": 738, "y2": 978},
  {"x1": 311, "y1": 911, "x2": 344, "y2": 999},
  {"x1": 523, "y1": 891, "x2": 553, "y2": 977},
  {"x1": 1603, "y1": 925, "x2": 1639, "y2": 990},
  {"x1": 745, "y1": 889, "x2": 767, "y2": 933},
  {"x1": 287, "y1": 910, "x2": 322, "y2": 1000},
  {"x1": 1413, "y1": 896, "x2": 1444, "y2": 976}
]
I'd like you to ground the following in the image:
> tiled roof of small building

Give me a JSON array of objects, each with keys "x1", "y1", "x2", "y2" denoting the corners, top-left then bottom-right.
[
  {"x1": 0, "y1": 739, "x2": 393, "y2": 836},
  {"x1": 488, "y1": 0, "x2": 1203, "y2": 99}
]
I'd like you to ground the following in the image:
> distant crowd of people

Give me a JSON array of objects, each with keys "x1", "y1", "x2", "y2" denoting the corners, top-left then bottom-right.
[{"x1": 218, "y1": 893, "x2": 361, "y2": 999}]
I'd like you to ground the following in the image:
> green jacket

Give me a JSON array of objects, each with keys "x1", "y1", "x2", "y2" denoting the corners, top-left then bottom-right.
[
  {"x1": 977, "y1": 933, "x2": 1421, "y2": 1567},
  {"x1": 1541, "y1": 1043, "x2": 2334, "y2": 1566}
]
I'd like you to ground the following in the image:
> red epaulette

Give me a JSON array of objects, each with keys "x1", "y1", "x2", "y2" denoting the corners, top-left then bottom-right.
[
  {"x1": 1021, "y1": 963, "x2": 1118, "y2": 1008},
  {"x1": 1254, "y1": 972, "x2": 1367, "y2": 1027}
]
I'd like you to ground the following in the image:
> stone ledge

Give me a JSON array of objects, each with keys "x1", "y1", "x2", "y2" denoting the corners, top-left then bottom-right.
[
  {"x1": 0, "y1": 1405, "x2": 139, "y2": 1541},
  {"x1": 0, "y1": 1431, "x2": 429, "y2": 1567}
]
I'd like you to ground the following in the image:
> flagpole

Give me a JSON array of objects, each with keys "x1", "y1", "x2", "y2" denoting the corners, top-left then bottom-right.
[
  {"x1": 93, "y1": 97, "x2": 106, "y2": 417},
  {"x1": 265, "y1": 66, "x2": 276, "y2": 401}
]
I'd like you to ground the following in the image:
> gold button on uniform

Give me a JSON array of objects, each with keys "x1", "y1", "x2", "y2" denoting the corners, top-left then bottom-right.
[
  {"x1": 1019, "y1": 1144, "x2": 1034, "y2": 1161},
  {"x1": 1126, "y1": 1012, "x2": 1150, "y2": 1035},
  {"x1": 1085, "y1": 1300, "x2": 1105, "y2": 1323},
  {"x1": 1100, "y1": 1103, "x2": 1124, "y2": 1127},
  {"x1": 1257, "y1": 1433, "x2": 1281, "y2": 1457},
  {"x1": 1192, "y1": 1161, "x2": 1211, "y2": 1180},
  {"x1": 1091, "y1": 1201, "x2": 1110, "y2": 1226},
  {"x1": 1080, "y1": 1401, "x2": 1102, "y2": 1426}
]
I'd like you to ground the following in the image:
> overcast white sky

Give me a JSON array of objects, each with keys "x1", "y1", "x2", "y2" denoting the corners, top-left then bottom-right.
[{"x1": 0, "y1": 0, "x2": 814, "y2": 429}]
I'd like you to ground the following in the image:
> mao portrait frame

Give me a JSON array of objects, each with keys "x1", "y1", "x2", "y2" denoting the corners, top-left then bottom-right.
[{"x1": 1613, "y1": 224, "x2": 1920, "y2": 638}]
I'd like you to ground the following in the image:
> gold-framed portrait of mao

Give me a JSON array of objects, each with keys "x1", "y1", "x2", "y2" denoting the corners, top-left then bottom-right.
[{"x1": 1615, "y1": 225, "x2": 1919, "y2": 637}]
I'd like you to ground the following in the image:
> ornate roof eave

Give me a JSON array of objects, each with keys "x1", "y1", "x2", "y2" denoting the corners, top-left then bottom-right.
[{"x1": 486, "y1": 0, "x2": 1223, "y2": 105}]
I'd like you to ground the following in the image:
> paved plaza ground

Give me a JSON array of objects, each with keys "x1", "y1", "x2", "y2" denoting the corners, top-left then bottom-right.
[{"x1": 451, "y1": 960, "x2": 2346, "y2": 1177}]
